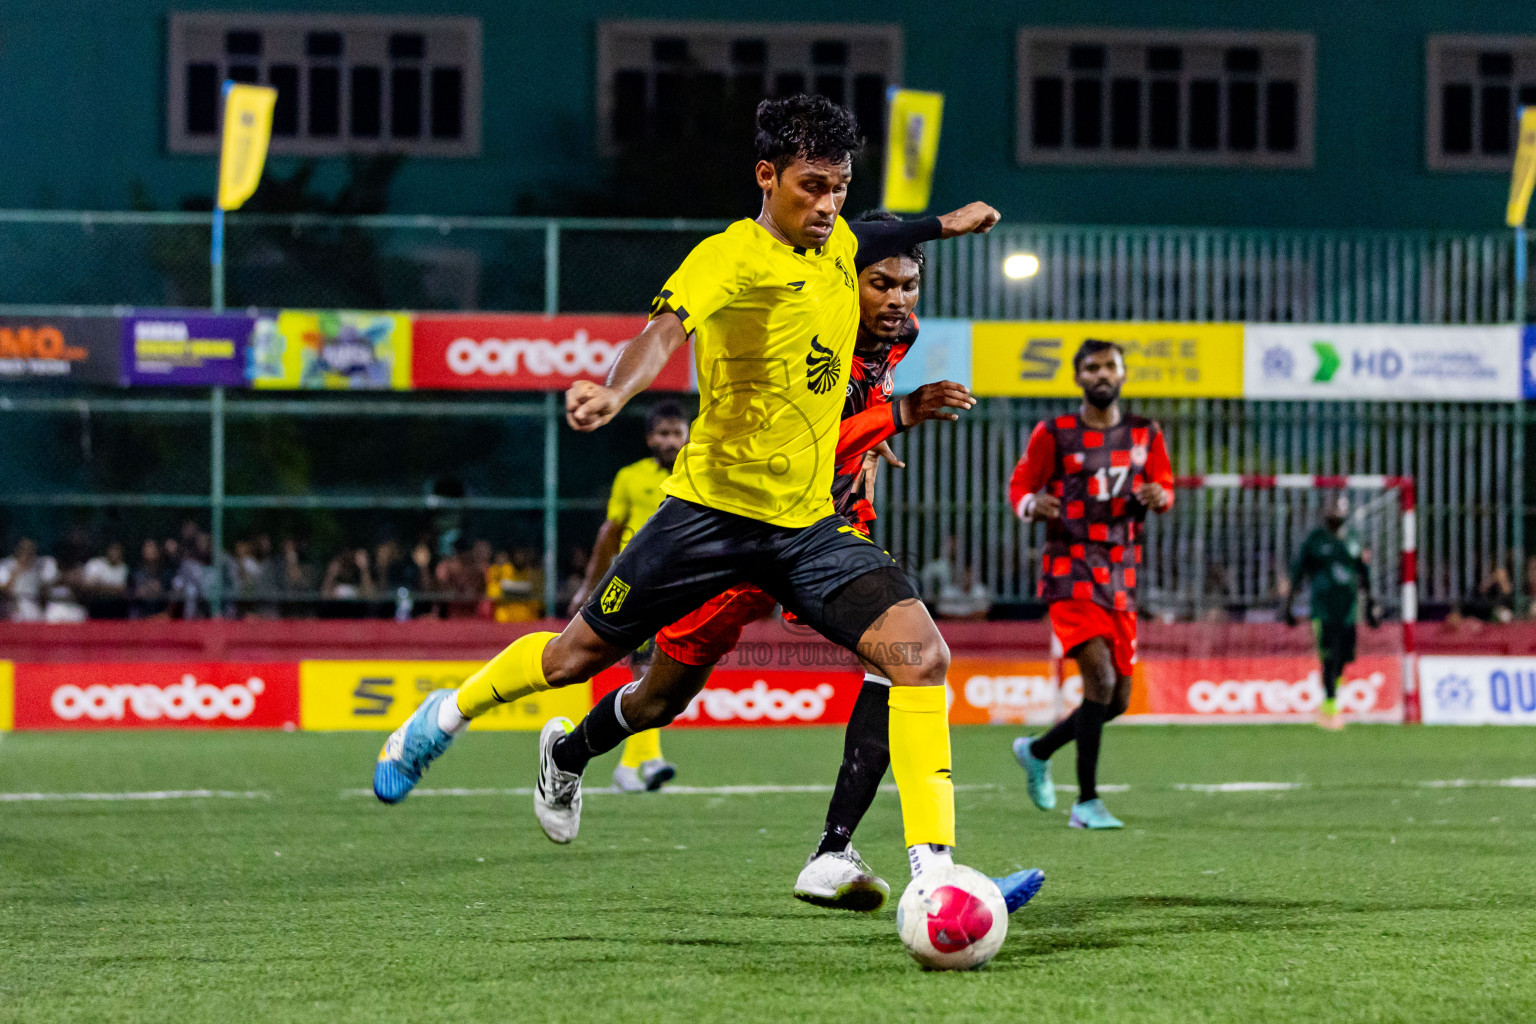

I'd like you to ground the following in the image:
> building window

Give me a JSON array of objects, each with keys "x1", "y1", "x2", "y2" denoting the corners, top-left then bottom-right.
[
  {"x1": 1016, "y1": 29, "x2": 1314, "y2": 168},
  {"x1": 167, "y1": 13, "x2": 480, "y2": 157},
  {"x1": 1427, "y1": 35, "x2": 1536, "y2": 171},
  {"x1": 596, "y1": 21, "x2": 903, "y2": 155}
]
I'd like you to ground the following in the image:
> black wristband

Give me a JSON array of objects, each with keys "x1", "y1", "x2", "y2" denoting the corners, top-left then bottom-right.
[{"x1": 891, "y1": 398, "x2": 905, "y2": 433}]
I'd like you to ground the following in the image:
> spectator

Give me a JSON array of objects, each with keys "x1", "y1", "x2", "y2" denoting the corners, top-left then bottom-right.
[
  {"x1": 434, "y1": 542, "x2": 481, "y2": 618},
  {"x1": 0, "y1": 538, "x2": 60, "y2": 622},
  {"x1": 556, "y1": 544, "x2": 591, "y2": 614},
  {"x1": 171, "y1": 531, "x2": 214, "y2": 618},
  {"x1": 920, "y1": 536, "x2": 957, "y2": 605},
  {"x1": 225, "y1": 539, "x2": 262, "y2": 601},
  {"x1": 487, "y1": 548, "x2": 541, "y2": 622},
  {"x1": 935, "y1": 566, "x2": 992, "y2": 621},
  {"x1": 322, "y1": 547, "x2": 375, "y2": 601},
  {"x1": 1472, "y1": 563, "x2": 1515, "y2": 623},
  {"x1": 81, "y1": 540, "x2": 131, "y2": 619},
  {"x1": 130, "y1": 539, "x2": 173, "y2": 618}
]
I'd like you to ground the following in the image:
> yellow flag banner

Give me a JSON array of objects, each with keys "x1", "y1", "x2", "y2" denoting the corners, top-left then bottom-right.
[
  {"x1": 882, "y1": 88, "x2": 944, "y2": 213},
  {"x1": 217, "y1": 83, "x2": 277, "y2": 212},
  {"x1": 1507, "y1": 108, "x2": 1536, "y2": 228},
  {"x1": 971, "y1": 321, "x2": 1245, "y2": 398}
]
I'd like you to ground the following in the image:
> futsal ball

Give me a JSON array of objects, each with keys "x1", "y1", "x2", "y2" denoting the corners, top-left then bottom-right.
[{"x1": 895, "y1": 864, "x2": 1008, "y2": 970}]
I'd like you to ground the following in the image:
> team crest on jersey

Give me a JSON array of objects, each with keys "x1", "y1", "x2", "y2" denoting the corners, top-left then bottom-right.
[
  {"x1": 1131, "y1": 445, "x2": 1148, "y2": 465},
  {"x1": 600, "y1": 576, "x2": 631, "y2": 614},
  {"x1": 834, "y1": 256, "x2": 854, "y2": 290},
  {"x1": 806, "y1": 335, "x2": 841, "y2": 394}
]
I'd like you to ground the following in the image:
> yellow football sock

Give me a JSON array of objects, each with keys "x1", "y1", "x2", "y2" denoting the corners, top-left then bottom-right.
[
  {"x1": 456, "y1": 631, "x2": 556, "y2": 718},
  {"x1": 888, "y1": 684, "x2": 956, "y2": 848},
  {"x1": 620, "y1": 728, "x2": 663, "y2": 767}
]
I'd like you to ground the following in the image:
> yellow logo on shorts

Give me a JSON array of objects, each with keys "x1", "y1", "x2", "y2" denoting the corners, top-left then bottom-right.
[{"x1": 600, "y1": 577, "x2": 631, "y2": 614}]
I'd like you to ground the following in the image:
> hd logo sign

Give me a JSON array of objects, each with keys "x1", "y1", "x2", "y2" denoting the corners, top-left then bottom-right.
[{"x1": 299, "y1": 661, "x2": 591, "y2": 731}]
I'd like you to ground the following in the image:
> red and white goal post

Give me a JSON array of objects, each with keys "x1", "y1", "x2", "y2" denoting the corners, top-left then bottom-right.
[
  {"x1": 1045, "y1": 474, "x2": 1421, "y2": 724},
  {"x1": 1173, "y1": 474, "x2": 1419, "y2": 723}
]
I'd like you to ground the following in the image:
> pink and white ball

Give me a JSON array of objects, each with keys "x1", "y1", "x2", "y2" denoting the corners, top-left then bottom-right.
[{"x1": 896, "y1": 864, "x2": 1009, "y2": 970}]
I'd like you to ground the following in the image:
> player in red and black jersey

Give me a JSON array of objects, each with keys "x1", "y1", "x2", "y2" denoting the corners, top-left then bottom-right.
[{"x1": 1007, "y1": 339, "x2": 1174, "y2": 829}]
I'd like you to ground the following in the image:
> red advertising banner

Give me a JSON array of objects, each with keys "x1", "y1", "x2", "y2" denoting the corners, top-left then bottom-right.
[
  {"x1": 595, "y1": 667, "x2": 863, "y2": 728},
  {"x1": 1143, "y1": 656, "x2": 1402, "y2": 721},
  {"x1": 13, "y1": 662, "x2": 301, "y2": 730},
  {"x1": 411, "y1": 314, "x2": 693, "y2": 391}
]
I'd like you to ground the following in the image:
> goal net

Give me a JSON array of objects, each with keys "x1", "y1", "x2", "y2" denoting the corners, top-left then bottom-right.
[{"x1": 1047, "y1": 474, "x2": 1418, "y2": 724}]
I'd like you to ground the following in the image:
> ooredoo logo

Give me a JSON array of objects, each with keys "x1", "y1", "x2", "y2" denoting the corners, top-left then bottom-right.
[
  {"x1": 51, "y1": 674, "x2": 266, "y2": 723},
  {"x1": 446, "y1": 330, "x2": 618, "y2": 378},
  {"x1": 1185, "y1": 671, "x2": 1386, "y2": 715},
  {"x1": 12, "y1": 662, "x2": 300, "y2": 730},
  {"x1": 679, "y1": 680, "x2": 837, "y2": 724}
]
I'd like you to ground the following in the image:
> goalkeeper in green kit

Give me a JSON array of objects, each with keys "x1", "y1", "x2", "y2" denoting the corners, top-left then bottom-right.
[{"x1": 1282, "y1": 495, "x2": 1382, "y2": 730}]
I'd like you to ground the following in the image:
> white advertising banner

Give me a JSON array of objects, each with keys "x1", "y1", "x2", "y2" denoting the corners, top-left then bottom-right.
[
  {"x1": 1418, "y1": 656, "x2": 1536, "y2": 724},
  {"x1": 1243, "y1": 325, "x2": 1522, "y2": 401}
]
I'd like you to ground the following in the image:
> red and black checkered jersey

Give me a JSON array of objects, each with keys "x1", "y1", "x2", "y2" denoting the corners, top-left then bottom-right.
[
  {"x1": 1007, "y1": 411, "x2": 1174, "y2": 613},
  {"x1": 829, "y1": 316, "x2": 918, "y2": 526}
]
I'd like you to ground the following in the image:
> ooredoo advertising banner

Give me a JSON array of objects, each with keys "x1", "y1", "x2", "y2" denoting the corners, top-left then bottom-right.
[
  {"x1": 970, "y1": 321, "x2": 1244, "y2": 398},
  {"x1": 1143, "y1": 656, "x2": 1402, "y2": 722},
  {"x1": 596, "y1": 668, "x2": 863, "y2": 728},
  {"x1": 12, "y1": 662, "x2": 300, "y2": 730},
  {"x1": 249, "y1": 310, "x2": 412, "y2": 390},
  {"x1": 1418, "y1": 656, "x2": 1536, "y2": 724},
  {"x1": 298, "y1": 660, "x2": 594, "y2": 731},
  {"x1": 0, "y1": 316, "x2": 122, "y2": 384},
  {"x1": 411, "y1": 314, "x2": 692, "y2": 391},
  {"x1": 1244, "y1": 325, "x2": 1522, "y2": 401},
  {"x1": 121, "y1": 313, "x2": 250, "y2": 386}
]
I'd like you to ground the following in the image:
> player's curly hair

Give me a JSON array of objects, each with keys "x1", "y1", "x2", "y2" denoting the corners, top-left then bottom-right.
[
  {"x1": 856, "y1": 209, "x2": 926, "y2": 268},
  {"x1": 755, "y1": 94, "x2": 864, "y2": 176}
]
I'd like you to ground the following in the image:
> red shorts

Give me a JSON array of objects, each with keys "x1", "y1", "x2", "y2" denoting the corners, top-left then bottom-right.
[
  {"x1": 656, "y1": 583, "x2": 780, "y2": 666},
  {"x1": 1049, "y1": 599, "x2": 1137, "y2": 678}
]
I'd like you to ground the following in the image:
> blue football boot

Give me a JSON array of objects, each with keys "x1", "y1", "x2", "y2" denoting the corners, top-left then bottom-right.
[
  {"x1": 1069, "y1": 798, "x2": 1124, "y2": 830},
  {"x1": 1012, "y1": 736, "x2": 1057, "y2": 811},
  {"x1": 992, "y1": 868, "x2": 1046, "y2": 914},
  {"x1": 373, "y1": 689, "x2": 458, "y2": 804}
]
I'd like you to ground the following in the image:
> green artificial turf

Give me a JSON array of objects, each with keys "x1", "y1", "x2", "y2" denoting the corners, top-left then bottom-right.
[{"x1": 2, "y1": 725, "x2": 1534, "y2": 1023}]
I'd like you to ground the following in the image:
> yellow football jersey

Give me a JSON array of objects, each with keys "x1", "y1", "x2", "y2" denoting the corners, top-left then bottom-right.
[
  {"x1": 652, "y1": 217, "x2": 859, "y2": 528},
  {"x1": 607, "y1": 456, "x2": 672, "y2": 550}
]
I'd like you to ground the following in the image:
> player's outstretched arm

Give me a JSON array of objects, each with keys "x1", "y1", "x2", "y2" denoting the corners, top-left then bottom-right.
[
  {"x1": 937, "y1": 202, "x2": 1002, "y2": 238},
  {"x1": 565, "y1": 312, "x2": 689, "y2": 432}
]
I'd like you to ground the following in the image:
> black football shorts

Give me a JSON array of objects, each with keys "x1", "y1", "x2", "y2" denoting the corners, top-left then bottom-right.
[{"x1": 581, "y1": 497, "x2": 918, "y2": 654}]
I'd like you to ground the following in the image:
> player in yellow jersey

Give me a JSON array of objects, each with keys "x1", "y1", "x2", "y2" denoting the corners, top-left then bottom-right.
[
  {"x1": 374, "y1": 95, "x2": 1001, "y2": 906},
  {"x1": 566, "y1": 401, "x2": 689, "y2": 792}
]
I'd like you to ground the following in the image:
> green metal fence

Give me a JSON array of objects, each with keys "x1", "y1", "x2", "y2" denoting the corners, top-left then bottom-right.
[{"x1": 1, "y1": 210, "x2": 1527, "y2": 322}]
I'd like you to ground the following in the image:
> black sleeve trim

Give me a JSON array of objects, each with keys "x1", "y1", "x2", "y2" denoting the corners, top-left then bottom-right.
[{"x1": 849, "y1": 216, "x2": 944, "y2": 272}]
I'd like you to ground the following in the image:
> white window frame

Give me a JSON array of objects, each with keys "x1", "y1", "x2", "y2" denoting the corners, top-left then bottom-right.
[
  {"x1": 1015, "y1": 27, "x2": 1315, "y2": 169},
  {"x1": 595, "y1": 20, "x2": 903, "y2": 156},
  {"x1": 1426, "y1": 34, "x2": 1536, "y2": 172},
  {"x1": 167, "y1": 12, "x2": 481, "y2": 157}
]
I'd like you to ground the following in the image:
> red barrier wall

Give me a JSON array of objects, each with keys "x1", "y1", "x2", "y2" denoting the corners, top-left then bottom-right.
[{"x1": 0, "y1": 616, "x2": 1522, "y2": 663}]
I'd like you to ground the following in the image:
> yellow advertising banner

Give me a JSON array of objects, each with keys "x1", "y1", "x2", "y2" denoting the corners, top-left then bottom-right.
[
  {"x1": 249, "y1": 311, "x2": 412, "y2": 390},
  {"x1": 0, "y1": 661, "x2": 12, "y2": 731},
  {"x1": 882, "y1": 88, "x2": 945, "y2": 213},
  {"x1": 217, "y1": 83, "x2": 277, "y2": 212},
  {"x1": 299, "y1": 661, "x2": 592, "y2": 731},
  {"x1": 1507, "y1": 107, "x2": 1536, "y2": 227},
  {"x1": 971, "y1": 321, "x2": 1244, "y2": 397}
]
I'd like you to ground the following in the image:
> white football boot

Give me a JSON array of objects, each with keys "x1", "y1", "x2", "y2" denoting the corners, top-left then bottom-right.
[
  {"x1": 792, "y1": 848, "x2": 890, "y2": 912},
  {"x1": 534, "y1": 717, "x2": 583, "y2": 843}
]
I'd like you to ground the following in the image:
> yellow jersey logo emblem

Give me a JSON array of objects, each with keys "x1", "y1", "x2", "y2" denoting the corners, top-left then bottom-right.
[
  {"x1": 600, "y1": 577, "x2": 631, "y2": 614},
  {"x1": 806, "y1": 334, "x2": 840, "y2": 395}
]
